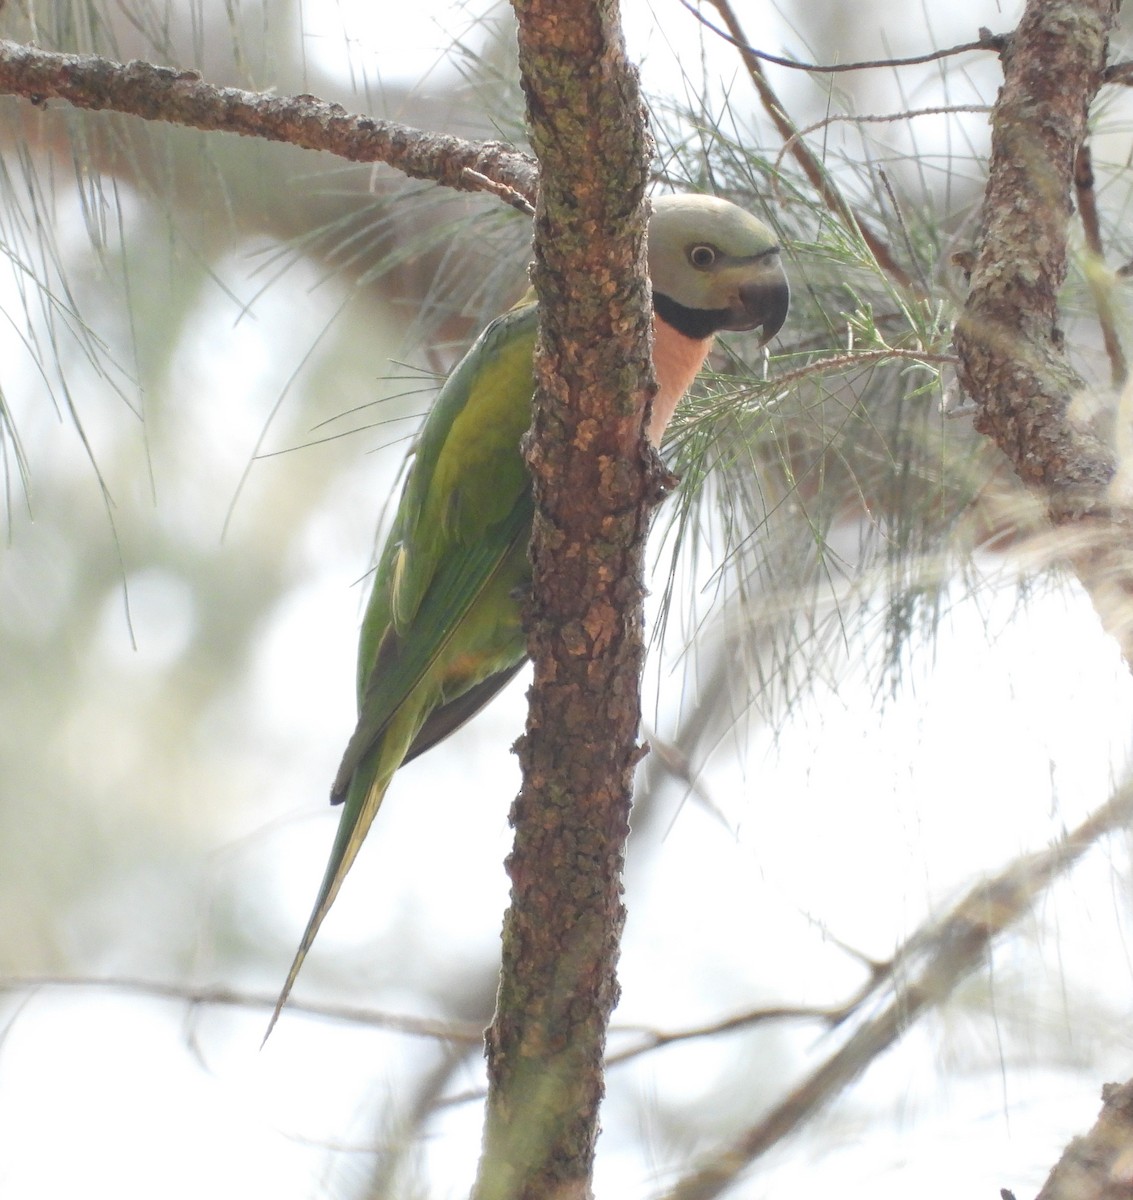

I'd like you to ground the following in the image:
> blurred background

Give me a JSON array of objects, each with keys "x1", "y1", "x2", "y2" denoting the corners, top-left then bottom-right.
[{"x1": 1, "y1": 1, "x2": 1133, "y2": 1197}]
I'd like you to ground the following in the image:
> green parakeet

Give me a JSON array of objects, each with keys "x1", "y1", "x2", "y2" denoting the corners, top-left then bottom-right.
[{"x1": 270, "y1": 194, "x2": 788, "y2": 1028}]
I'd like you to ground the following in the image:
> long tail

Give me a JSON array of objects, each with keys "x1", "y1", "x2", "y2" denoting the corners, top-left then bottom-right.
[{"x1": 263, "y1": 753, "x2": 392, "y2": 1043}]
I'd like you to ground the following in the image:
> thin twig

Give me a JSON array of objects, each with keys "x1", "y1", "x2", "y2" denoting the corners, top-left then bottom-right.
[
  {"x1": 774, "y1": 105, "x2": 993, "y2": 180},
  {"x1": 700, "y1": 0, "x2": 917, "y2": 292},
  {"x1": 643, "y1": 728, "x2": 732, "y2": 828},
  {"x1": 461, "y1": 167, "x2": 536, "y2": 215},
  {"x1": 768, "y1": 347, "x2": 957, "y2": 393},
  {"x1": 606, "y1": 1005, "x2": 841, "y2": 1066},
  {"x1": 680, "y1": 0, "x2": 1008, "y2": 75},
  {"x1": 0, "y1": 971, "x2": 849, "y2": 1073},
  {"x1": 0, "y1": 39, "x2": 538, "y2": 202},
  {"x1": 1074, "y1": 142, "x2": 1127, "y2": 387},
  {"x1": 0, "y1": 974, "x2": 485, "y2": 1042}
]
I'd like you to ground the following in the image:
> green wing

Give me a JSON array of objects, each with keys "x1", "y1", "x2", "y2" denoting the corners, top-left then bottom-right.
[
  {"x1": 381, "y1": 304, "x2": 537, "y2": 636},
  {"x1": 335, "y1": 301, "x2": 538, "y2": 791},
  {"x1": 331, "y1": 499, "x2": 531, "y2": 797},
  {"x1": 267, "y1": 301, "x2": 538, "y2": 1035}
]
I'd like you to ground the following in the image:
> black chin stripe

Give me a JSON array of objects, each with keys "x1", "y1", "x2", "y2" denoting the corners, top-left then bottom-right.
[{"x1": 653, "y1": 291, "x2": 729, "y2": 340}]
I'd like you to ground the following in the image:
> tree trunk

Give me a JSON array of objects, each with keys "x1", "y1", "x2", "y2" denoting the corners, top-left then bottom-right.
[{"x1": 472, "y1": 2, "x2": 658, "y2": 1198}]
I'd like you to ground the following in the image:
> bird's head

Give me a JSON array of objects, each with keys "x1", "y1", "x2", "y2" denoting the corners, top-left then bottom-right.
[{"x1": 647, "y1": 194, "x2": 789, "y2": 345}]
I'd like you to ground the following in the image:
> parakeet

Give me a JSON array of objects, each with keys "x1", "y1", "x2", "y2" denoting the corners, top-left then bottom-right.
[{"x1": 269, "y1": 194, "x2": 788, "y2": 1029}]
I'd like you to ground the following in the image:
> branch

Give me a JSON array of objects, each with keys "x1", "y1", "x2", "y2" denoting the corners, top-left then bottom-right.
[
  {"x1": 773, "y1": 105, "x2": 993, "y2": 182},
  {"x1": 768, "y1": 348, "x2": 957, "y2": 393},
  {"x1": 1034, "y1": 1078, "x2": 1133, "y2": 1200},
  {"x1": 1074, "y1": 143, "x2": 1127, "y2": 387},
  {"x1": 605, "y1": 1004, "x2": 839, "y2": 1067},
  {"x1": 0, "y1": 973, "x2": 838, "y2": 1073},
  {"x1": 701, "y1": 0, "x2": 917, "y2": 292},
  {"x1": 0, "y1": 38, "x2": 538, "y2": 202},
  {"x1": 665, "y1": 779, "x2": 1133, "y2": 1200},
  {"x1": 471, "y1": 1, "x2": 655, "y2": 1197},
  {"x1": 680, "y1": 1, "x2": 1009, "y2": 75},
  {"x1": 1102, "y1": 60, "x2": 1133, "y2": 84},
  {"x1": 0, "y1": 975, "x2": 484, "y2": 1042},
  {"x1": 952, "y1": 0, "x2": 1133, "y2": 665}
]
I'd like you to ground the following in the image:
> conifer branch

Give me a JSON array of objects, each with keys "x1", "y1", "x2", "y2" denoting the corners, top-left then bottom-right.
[{"x1": 0, "y1": 38, "x2": 538, "y2": 201}]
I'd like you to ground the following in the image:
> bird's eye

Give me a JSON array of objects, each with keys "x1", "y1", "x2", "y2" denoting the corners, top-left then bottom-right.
[{"x1": 688, "y1": 244, "x2": 717, "y2": 269}]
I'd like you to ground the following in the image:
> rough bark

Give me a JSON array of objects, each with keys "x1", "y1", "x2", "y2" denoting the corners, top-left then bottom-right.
[
  {"x1": 953, "y1": 0, "x2": 1133, "y2": 663},
  {"x1": 1032, "y1": 1079, "x2": 1133, "y2": 1200},
  {"x1": 471, "y1": 2, "x2": 656, "y2": 1199},
  {"x1": 0, "y1": 38, "x2": 537, "y2": 201}
]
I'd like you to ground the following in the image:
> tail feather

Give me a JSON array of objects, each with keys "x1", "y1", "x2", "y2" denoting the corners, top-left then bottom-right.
[{"x1": 263, "y1": 750, "x2": 394, "y2": 1043}]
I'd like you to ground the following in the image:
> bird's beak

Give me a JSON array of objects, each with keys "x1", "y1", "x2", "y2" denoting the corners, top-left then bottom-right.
[{"x1": 723, "y1": 263, "x2": 790, "y2": 344}]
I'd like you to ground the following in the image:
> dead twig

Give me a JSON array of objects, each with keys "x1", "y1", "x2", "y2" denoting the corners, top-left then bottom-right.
[
  {"x1": 0, "y1": 974, "x2": 484, "y2": 1043},
  {"x1": 679, "y1": 2, "x2": 1008, "y2": 75}
]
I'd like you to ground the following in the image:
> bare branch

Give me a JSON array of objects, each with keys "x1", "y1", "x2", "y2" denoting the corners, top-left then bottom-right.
[
  {"x1": 0, "y1": 38, "x2": 538, "y2": 201},
  {"x1": 0, "y1": 973, "x2": 837, "y2": 1072},
  {"x1": 701, "y1": 0, "x2": 918, "y2": 293},
  {"x1": 664, "y1": 779, "x2": 1133, "y2": 1200},
  {"x1": 952, "y1": 0, "x2": 1133, "y2": 667},
  {"x1": 0, "y1": 974, "x2": 484, "y2": 1042},
  {"x1": 769, "y1": 348, "x2": 958, "y2": 393},
  {"x1": 1103, "y1": 60, "x2": 1133, "y2": 83},
  {"x1": 606, "y1": 1005, "x2": 838, "y2": 1067},
  {"x1": 773, "y1": 105, "x2": 993, "y2": 181},
  {"x1": 680, "y1": 0, "x2": 1009, "y2": 75}
]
